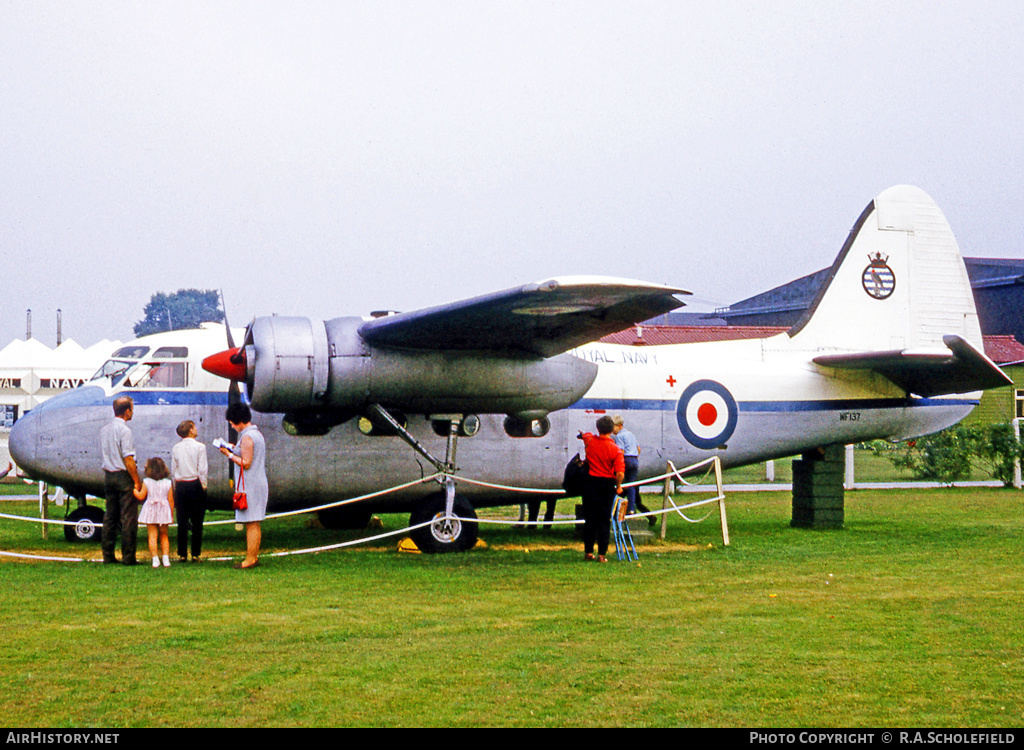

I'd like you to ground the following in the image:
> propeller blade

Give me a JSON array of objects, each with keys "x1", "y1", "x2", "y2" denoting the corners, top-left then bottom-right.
[
  {"x1": 219, "y1": 289, "x2": 236, "y2": 350},
  {"x1": 214, "y1": 293, "x2": 244, "y2": 476}
]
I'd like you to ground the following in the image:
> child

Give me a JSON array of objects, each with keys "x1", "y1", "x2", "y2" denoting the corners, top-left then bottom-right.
[
  {"x1": 134, "y1": 457, "x2": 175, "y2": 568},
  {"x1": 171, "y1": 420, "x2": 208, "y2": 562}
]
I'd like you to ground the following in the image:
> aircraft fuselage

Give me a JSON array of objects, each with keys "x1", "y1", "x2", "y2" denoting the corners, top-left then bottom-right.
[{"x1": 10, "y1": 329, "x2": 975, "y2": 514}]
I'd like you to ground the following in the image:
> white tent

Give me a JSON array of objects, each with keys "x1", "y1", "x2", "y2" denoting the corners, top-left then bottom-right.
[{"x1": 0, "y1": 337, "x2": 122, "y2": 422}]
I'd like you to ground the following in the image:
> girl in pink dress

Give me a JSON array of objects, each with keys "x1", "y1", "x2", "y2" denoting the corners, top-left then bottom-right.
[{"x1": 134, "y1": 457, "x2": 175, "y2": 568}]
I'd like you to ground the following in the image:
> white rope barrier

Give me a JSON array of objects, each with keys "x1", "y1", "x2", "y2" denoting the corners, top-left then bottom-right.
[
  {"x1": 202, "y1": 472, "x2": 447, "y2": 526},
  {"x1": 453, "y1": 476, "x2": 565, "y2": 494},
  {"x1": 0, "y1": 457, "x2": 727, "y2": 562},
  {"x1": 0, "y1": 472, "x2": 447, "y2": 530},
  {"x1": 0, "y1": 550, "x2": 85, "y2": 563},
  {"x1": 662, "y1": 458, "x2": 729, "y2": 544}
]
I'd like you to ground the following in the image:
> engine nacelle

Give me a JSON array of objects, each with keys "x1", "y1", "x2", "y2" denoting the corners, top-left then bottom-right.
[
  {"x1": 243, "y1": 316, "x2": 332, "y2": 413},
  {"x1": 243, "y1": 316, "x2": 598, "y2": 419}
]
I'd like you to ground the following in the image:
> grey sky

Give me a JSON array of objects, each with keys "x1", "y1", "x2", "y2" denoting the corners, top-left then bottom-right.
[{"x1": 3, "y1": 1, "x2": 1023, "y2": 347}]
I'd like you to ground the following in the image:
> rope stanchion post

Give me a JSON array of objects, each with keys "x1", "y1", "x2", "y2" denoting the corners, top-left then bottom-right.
[
  {"x1": 714, "y1": 457, "x2": 729, "y2": 546},
  {"x1": 660, "y1": 458, "x2": 730, "y2": 547},
  {"x1": 660, "y1": 466, "x2": 672, "y2": 541},
  {"x1": 38, "y1": 481, "x2": 48, "y2": 542}
]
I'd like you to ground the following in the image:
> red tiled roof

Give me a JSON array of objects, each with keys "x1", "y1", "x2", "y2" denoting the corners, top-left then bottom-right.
[
  {"x1": 599, "y1": 325, "x2": 1024, "y2": 365},
  {"x1": 599, "y1": 325, "x2": 786, "y2": 346},
  {"x1": 981, "y1": 335, "x2": 1024, "y2": 365}
]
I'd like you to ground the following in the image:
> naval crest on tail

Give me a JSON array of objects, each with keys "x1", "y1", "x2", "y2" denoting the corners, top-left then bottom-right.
[{"x1": 862, "y1": 252, "x2": 895, "y2": 300}]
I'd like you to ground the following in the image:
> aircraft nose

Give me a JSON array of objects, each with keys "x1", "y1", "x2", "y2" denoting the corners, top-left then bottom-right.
[
  {"x1": 8, "y1": 408, "x2": 38, "y2": 476},
  {"x1": 203, "y1": 347, "x2": 246, "y2": 382}
]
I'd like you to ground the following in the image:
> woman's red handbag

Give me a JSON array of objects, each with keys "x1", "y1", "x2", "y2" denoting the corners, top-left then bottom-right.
[{"x1": 232, "y1": 466, "x2": 248, "y2": 511}]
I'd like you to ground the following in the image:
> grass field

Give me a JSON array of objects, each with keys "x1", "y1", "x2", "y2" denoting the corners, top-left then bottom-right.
[{"x1": 1, "y1": 484, "x2": 1022, "y2": 728}]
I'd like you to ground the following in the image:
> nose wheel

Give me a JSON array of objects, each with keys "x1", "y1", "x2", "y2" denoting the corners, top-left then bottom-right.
[{"x1": 63, "y1": 505, "x2": 104, "y2": 543}]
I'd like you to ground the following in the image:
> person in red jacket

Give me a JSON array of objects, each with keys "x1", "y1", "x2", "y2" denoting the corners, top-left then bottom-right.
[{"x1": 577, "y1": 415, "x2": 625, "y2": 562}]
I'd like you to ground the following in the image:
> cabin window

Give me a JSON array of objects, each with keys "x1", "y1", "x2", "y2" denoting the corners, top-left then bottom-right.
[
  {"x1": 125, "y1": 361, "x2": 188, "y2": 389},
  {"x1": 153, "y1": 347, "x2": 188, "y2": 359},
  {"x1": 1016, "y1": 390, "x2": 1024, "y2": 419}
]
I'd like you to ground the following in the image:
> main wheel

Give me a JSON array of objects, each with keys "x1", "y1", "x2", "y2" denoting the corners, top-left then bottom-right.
[
  {"x1": 64, "y1": 505, "x2": 104, "y2": 543},
  {"x1": 408, "y1": 493, "x2": 479, "y2": 554}
]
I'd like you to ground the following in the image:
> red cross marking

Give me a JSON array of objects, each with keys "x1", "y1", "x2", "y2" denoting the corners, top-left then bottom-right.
[{"x1": 666, "y1": 375, "x2": 677, "y2": 387}]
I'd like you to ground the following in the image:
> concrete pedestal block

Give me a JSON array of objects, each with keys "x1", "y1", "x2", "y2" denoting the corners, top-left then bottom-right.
[{"x1": 791, "y1": 444, "x2": 845, "y2": 529}]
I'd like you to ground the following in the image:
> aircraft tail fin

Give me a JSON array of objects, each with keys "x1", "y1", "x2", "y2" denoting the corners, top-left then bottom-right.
[
  {"x1": 785, "y1": 185, "x2": 1010, "y2": 397},
  {"x1": 787, "y1": 185, "x2": 983, "y2": 355}
]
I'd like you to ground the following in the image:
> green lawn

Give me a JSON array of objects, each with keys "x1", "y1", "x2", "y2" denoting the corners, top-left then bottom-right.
[{"x1": 1, "y1": 486, "x2": 1022, "y2": 727}]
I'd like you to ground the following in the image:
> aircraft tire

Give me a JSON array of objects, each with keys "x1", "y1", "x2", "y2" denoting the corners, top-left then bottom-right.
[
  {"x1": 317, "y1": 506, "x2": 373, "y2": 530},
  {"x1": 409, "y1": 494, "x2": 479, "y2": 554},
  {"x1": 64, "y1": 505, "x2": 104, "y2": 543}
]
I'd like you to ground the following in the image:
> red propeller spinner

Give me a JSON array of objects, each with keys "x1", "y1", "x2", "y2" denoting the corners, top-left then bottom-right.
[{"x1": 202, "y1": 347, "x2": 247, "y2": 382}]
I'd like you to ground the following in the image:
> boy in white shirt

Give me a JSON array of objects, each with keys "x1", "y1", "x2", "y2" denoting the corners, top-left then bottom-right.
[{"x1": 171, "y1": 420, "x2": 209, "y2": 561}]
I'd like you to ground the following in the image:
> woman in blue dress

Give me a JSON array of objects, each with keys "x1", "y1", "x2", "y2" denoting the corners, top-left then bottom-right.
[{"x1": 219, "y1": 403, "x2": 267, "y2": 569}]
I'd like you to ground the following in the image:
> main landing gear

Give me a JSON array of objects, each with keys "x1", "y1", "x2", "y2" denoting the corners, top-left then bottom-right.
[{"x1": 365, "y1": 404, "x2": 479, "y2": 553}]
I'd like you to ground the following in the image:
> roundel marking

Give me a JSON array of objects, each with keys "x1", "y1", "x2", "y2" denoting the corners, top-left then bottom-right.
[{"x1": 676, "y1": 379, "x2": 738, "y2": 450}]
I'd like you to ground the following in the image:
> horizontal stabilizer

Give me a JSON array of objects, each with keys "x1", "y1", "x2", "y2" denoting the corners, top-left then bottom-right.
[
  {"x1": 813, "y1": 335, "x2": 1012, "y2": 397},
  {"x1": 359, "y1": 276, "x2": 689, "y2": 358}
]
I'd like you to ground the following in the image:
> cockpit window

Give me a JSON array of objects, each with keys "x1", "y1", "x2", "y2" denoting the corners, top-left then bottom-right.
[
  {"x1": 90, "y1": 352, "x2": 189, "y2": 389},
  {"x1": 112, "y1": 346, "x2": 149, "y2": 359},
  {"x1": 152, "y1": 347, "x2": 188, "y2": 359},
  {"x1": 90, "y1": 360, "x2": 136, "y2": 386}
]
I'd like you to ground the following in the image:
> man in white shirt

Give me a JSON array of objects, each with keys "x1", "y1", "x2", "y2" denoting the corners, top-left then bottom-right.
[
  {"x1": 171, "y1": 420, "x2": 209, "y2": 561},
  {"x1": 100, "y1": 396, "x2": 143, "y2": 565}
]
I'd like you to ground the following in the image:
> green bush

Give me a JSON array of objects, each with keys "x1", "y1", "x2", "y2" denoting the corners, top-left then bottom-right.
[
  {"x1": 975, "y1": 422, "x2": 1024, "y2": 486},
  {"x1": 873, "y1": 423, "x2": 1024, "y2": 486}
]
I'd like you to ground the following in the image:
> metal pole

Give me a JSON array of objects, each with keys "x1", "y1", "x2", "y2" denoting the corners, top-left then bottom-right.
[
  {"x1": 660, "y1": 463, "x2": 671, "y2": 540},
  {"x1": 845, "y1": 443, "x2": 855, "y2": 490},
  {"x1": 38, "y1": 481, "x2": 48, "y2": 541},
  {"x1": 1014, "y1": 418, "x2": 1022, "y2": 490}
]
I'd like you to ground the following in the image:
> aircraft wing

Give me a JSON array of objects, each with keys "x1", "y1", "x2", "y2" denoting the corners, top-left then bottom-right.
[
  {"x1": 358, "y1": 276, "x2": 690, "y2": 358},
  {"x1": 813, "y1": 335, "x2": 1012, "y2": 397}
]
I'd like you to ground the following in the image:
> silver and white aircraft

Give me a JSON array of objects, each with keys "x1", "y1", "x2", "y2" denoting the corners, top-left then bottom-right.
[{"x1": 10, "y1": 185, "x2": 1011, "y2": 551}]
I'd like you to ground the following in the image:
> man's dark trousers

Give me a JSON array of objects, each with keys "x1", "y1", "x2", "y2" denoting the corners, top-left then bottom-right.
[{"x1": 102, "y1": 470, "x2": 138, "y2": 564}]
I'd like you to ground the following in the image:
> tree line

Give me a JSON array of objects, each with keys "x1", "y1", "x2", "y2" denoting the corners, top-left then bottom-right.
[{"x1": 134, "y1": 289, "x2": 224, "y2": 337}]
